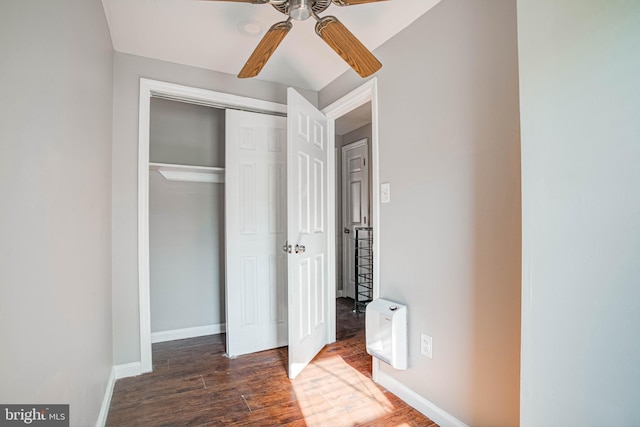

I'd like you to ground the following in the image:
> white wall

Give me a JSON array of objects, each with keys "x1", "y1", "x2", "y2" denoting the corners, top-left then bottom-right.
[
  {"x1": 320, "y1": 1, "x2": 521, "y2": 425},
  {"x1": 0, "y1": 1, "x2": 114, "y2": 425},
  {"x1": 518, "y1": 1, "x2": 640, "y2": 425},
  {"x1": 111, "y1": 52, "x2": 318, "y2": 365},
  {"x1": 149, "y1": 99, "x2": 225, "y2": 334}
]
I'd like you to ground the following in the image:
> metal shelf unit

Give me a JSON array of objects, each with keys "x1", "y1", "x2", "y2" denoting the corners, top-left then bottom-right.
[{"x1": 354, "y1": 227, "x2": 374, "y2": 313}]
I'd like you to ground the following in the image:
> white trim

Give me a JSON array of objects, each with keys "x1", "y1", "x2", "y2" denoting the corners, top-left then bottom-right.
[
  {"x1": 336, "y1": 290, "x2": 344, "y2": 298},
  {"x1": 114, "y1": 362, "x2": 143, "y2": 380},
  {"x1": 151, "y1": 323, "x2": 226, "y2": 344},
  {"x1": 139, "y1": 80, "x2": 152, "y2": 374},
  {"x1": 323, "y1": 79, "x2": 378, "y2": 120},
  {"x1": 138, "y1": 78, "x2": 287, "y2": 375},
  {"x1": 325, "y1": 114, "x2": 338, "y2": 345},
  {"x1": 322, "y1": 78, "x2": 380, "y2": 346},
  {"x1": 342, "y1": 138, "x2": 368, "y2": 151},
  {"x1": 376, "y1": 370, "x2": 469, "y2": 427},
  {"x1": 95, "y1": 367, "x2": 116, "y2": 427},
  {"x1": 147, "y1": 79, "x2": 287, "y2": 116}
]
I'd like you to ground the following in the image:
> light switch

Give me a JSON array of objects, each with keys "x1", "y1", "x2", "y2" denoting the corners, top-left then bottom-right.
[{"x1": 381, "y1": 182, "x2": 391, "y2": 203}]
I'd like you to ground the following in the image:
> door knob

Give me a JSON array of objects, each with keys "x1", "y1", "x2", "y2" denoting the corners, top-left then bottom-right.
[
  {"x1": 344, "y1": 228, "x2": 350, "y2": 234},
  {"x1": 282, "y1": 242, "x2": 292, "y2": 253},
  {"x1": 294, "y1": 244, "x2": 306, "y2": 254}
]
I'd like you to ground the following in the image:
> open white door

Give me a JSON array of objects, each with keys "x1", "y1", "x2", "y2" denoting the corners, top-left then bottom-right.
[
  {"x1": 287, "y1": 88, "x2": 329, "y2": 379},
  {"x1": 226, "y1": 109, "x2": 288, "y2": 357}
]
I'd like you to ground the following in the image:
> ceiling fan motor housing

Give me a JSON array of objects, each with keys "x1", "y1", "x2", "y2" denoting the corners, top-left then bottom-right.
[{"x1": 272, "y1": 0, "x2": 332, "y2": 19}]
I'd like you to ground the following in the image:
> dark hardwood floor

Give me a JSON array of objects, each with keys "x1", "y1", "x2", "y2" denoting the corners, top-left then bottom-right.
[{"x1": 106, "y1": 298, "x2": 437, "y2": 426}]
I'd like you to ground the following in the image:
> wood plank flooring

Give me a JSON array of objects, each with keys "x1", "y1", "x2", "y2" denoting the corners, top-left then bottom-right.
[{"x1": 106, "y1": 298, "x2": 437, "y2": 426}]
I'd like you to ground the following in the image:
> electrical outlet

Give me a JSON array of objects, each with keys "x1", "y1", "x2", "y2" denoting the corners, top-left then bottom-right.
[{"x1": 421, "y1": 333, "x2": 433, "y2": 359}]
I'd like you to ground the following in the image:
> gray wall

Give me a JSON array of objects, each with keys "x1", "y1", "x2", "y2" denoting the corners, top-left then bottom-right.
[
  {"x1": 149, "y1": 99, "x2": 225, "y2": 333},
  {"x1": 0, "y1": 1, "x2": 114, "y2": 425},
  {"x1": 320, "y1": 1, "x2": 521, "y2": 425},
  {"x1": 150, "y1": 98, "x2": 225, "y2": 167},
  {"x1": 112, "y1": 52, "x2": 318, "y2": 365},
  {"x1": 518, "y1": 1, "x2": 640, "y2": 425},
  {"x1": 149, "y1": 174, "x2": 225, "y2": 333}
]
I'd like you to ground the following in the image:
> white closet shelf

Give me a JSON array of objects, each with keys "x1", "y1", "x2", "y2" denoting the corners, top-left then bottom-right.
[{"x1": 149, "y1": 162, "x2": 225, "y2": 184}]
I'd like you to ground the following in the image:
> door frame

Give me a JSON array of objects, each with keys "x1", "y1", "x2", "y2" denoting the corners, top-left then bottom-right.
[
  {"x1": 341, "y1": 138, "x2": 369, "y2": 300},
  {"x1": 322, "y1": 78, "x2": 381, "y2": 347},
  {"x1": 136, "y1": 78, "x2": 379, "y2": 374},
  {"x1": 137, "y1": 78, "x2": 286, "y2": 373}
]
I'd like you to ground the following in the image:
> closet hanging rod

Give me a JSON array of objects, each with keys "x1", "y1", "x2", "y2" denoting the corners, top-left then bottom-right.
[{"x1": 151, "y1": 93, "x2": 287, "y2": 118}]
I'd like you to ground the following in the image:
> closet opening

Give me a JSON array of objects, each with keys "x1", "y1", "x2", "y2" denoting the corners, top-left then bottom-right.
[{"x1": 148, "y1": 98, "x2": 227, "y2": 346}]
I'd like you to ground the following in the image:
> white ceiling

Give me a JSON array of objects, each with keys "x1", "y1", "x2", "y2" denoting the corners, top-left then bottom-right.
[{"x1": 101, "y1": 0, "x2": 441, "y2": 91}]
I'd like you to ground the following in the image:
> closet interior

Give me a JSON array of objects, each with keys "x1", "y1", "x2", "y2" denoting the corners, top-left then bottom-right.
[{"x1": 148, "y1": 98, "x2": 226, "y2": 343}]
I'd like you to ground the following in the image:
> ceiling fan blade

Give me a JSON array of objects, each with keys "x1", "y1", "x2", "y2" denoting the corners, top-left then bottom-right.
[
  {"x1": 315, "y1": 16, "x2": 382, "y2": 78},
  {"x1": 332, "y1": 0, "x2": 388, "y2": 6},
  {"x1": 238, "y1": 20, "x2": 292, "y2": 78}
]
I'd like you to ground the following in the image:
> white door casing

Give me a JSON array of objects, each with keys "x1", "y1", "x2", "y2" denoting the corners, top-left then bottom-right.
[
  {"x1": 136, "y1": 78, "x2": 378, "y2": 379},
  {"x1": 138, "y1": 79, "x2": 287, "y2": 374},
  {"x1": 341, "y1": 139, "x2": 369, "y2": 299},
  {"x1": 226, "y1": 109, "x2": 288, "y2": 357},
  {"x1": 322, "y1": 78, "x2": 380, "y2": 377},
  {"x1": 287, "y1": 88, "x2": 329, "y2": 379}
]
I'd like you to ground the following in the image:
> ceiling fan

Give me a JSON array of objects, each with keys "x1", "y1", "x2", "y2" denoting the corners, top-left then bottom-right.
[{"x1": 204, "y1": 0, "x2": 385, "y2": 79}]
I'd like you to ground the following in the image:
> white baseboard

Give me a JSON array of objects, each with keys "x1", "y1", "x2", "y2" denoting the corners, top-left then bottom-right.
[
  {"x1": 151, "y1": 323, "x2": 225, "y2": 344},
  {"x1": 95, "y1": 367, "x2": 116, "y2": 427},
  {"x1": 376, "y1": 369, "x2": 469, "y2": 427},
  {"x1": 336, "y1": 290, "x2": 344, "y2": 298},
  {"x1": 114, "y1": 361, "x2": 142, "y2": 380},
  {"x1": 97, "y1": 362, "x2": 142, "y2": 425}
]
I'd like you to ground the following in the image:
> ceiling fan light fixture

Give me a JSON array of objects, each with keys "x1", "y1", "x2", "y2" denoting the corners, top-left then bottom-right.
[
  {"x1": 237, "y1": 20, "x2": 264, "y2": 36},
  {"x1": 288, "y1": 0, "x2": 313, "y2": 20}
]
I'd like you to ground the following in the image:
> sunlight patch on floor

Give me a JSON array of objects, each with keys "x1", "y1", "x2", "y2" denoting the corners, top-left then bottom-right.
[{"x1": 292, "y1": 354, "x2": 396, "y2": 425}]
